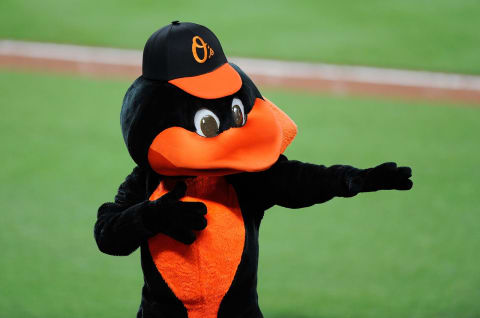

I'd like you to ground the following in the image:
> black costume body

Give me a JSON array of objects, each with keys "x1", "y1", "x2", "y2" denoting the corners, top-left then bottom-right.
[
  {"x1": 96, "y1": 156, "x2": 374, "y2": 318},
  {"x1": 94, "y1": 24, "x2": 412, "y2": 318}
]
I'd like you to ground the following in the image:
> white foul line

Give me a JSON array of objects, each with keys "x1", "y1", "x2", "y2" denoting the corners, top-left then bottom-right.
[{"x1": 1, "y1": 39, "x2": 480, "y2": 92}]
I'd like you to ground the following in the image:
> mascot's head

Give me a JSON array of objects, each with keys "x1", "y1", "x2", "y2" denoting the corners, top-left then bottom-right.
[{"x1": 121, "y1": 21, "x2": 297, "y2": 176}]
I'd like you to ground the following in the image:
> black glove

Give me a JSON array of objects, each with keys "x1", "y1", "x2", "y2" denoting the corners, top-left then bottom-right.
[
  {"x1": 143, "y1": 182, "x2": 207, "y2": 245},
  {"x1": 348, "y1": 162, "x2": 413, "y2": 195}
]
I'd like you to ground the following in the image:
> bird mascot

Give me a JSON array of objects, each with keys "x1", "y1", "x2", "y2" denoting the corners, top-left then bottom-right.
[{"x1": 94, "y1": 21, "x2": 413, "y2": 318}]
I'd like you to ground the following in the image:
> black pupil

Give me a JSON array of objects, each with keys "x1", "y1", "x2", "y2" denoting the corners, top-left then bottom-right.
[
  {"x1": 200, "y1": 115, "x2": 219, "y2": 137},
  {"x1": 232, "y1": 105, "x2": 244, "y2": 127}
]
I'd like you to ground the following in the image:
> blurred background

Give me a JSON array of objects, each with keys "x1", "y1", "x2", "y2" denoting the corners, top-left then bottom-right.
[{"x1": 1, "y1": 1, "x2": 479, "y2": 317}]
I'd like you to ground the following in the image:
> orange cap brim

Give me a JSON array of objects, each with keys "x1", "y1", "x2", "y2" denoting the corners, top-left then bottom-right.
[
  {"x1": 148, "y1": 98, "x2": 297, "y2": 176},
  {"x1": 168, "y1": 63, "x2": 242, "y2": 99}
]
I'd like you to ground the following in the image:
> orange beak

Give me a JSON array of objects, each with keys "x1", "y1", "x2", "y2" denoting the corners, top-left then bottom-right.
[{"x1": 148, "y1": 98, "x2": 297, "y2": 176}]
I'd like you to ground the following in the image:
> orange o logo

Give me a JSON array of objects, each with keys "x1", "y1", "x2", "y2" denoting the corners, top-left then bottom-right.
[{"x1": 192, "y1": 36, "x2": 208, "y2": 63}]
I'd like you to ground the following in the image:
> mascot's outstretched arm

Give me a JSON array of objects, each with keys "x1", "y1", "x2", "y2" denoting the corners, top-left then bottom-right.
[
  {"x1": 227, "y1": 155, "x2": 412, "y2": 210},
  {"x1": 95, "y1": 159, "x2": 412, "y2": 255}
]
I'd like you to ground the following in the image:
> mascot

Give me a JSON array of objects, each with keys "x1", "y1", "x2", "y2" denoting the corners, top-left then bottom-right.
[{"x1": 94, "y1": 21, "x2": 413, "y2": 318}]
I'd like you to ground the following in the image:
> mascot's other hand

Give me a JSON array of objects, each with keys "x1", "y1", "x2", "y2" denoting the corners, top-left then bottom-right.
[
  {"x1": 143, "y1": 182, "x2": 207, "y2": 245},
  {"x1": 348, "y1": 162, "x2": 413, "y2": 194}
]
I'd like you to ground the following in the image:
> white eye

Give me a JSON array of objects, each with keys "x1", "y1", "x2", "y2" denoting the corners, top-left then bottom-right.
[
  {"x1": 194, "y1": 108, "x2": 220, "y2": 137},
  {"x1": 231, "y1": 98, "x2": 246, "y2": 127}
]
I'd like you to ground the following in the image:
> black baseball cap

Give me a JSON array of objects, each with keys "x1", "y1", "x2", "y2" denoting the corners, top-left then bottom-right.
[{"x1": 142, "y1": 21, "x2": 242, "y2": 99}]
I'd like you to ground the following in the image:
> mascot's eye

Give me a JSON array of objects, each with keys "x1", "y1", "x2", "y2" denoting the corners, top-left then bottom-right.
[
  {"x1": 231, "y1": 98, "x2": 246, "y2": 127},
  {"x1": 194, "y1": 108, "x2": 220, "y2": 138}
]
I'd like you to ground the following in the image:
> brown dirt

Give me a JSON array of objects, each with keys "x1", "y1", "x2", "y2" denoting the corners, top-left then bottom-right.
[{"x1": 1, "y1": 53, "x2": 479, "y2": 105}]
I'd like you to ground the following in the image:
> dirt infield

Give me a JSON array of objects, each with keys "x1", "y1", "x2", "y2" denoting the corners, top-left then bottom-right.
[{"x1": 1, "y1": 40, "x2": 479, "y2": 105}]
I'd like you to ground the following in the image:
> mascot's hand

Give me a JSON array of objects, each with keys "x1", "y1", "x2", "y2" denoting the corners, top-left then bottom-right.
[
  {"x1": 348, "y1": 162, "x2": 413, "y2": 195},
  {"x1": 144, "y1": 182, "x2": 207, "y2": 244}
]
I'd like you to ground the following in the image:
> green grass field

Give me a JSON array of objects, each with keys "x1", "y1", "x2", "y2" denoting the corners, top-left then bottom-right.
[
  {"x1": 1, "y1": 70, "x2": 479, "y2": 318},
  {"x1": 1, "y1": 0, "x2": 480, "y2": 74}
]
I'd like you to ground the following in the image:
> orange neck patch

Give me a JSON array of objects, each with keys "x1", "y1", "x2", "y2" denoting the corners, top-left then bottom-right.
[{"x1": 148, "y1": 177, "x2": 245, "y2": 318}]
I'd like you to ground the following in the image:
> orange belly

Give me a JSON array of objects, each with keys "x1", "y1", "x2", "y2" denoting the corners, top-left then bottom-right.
[{"x1": 148, "y1": 176, "x2": 245, "y2": 318}]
